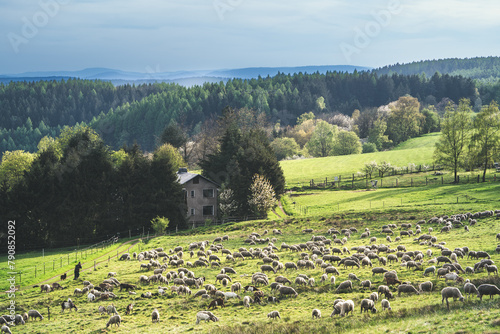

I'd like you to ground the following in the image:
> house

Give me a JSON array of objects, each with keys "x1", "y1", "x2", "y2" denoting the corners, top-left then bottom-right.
[{"x1": 177, "y1": 167, "x2": 219, "y2": 226}]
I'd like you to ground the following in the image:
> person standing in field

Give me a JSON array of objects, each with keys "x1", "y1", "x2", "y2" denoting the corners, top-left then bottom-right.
[{"x1": 74, "y1": 262, "x2": 82, "y2": 280}]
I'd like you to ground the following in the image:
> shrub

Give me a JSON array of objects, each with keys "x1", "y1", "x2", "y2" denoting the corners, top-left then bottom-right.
[{"x1": 362, "y1": 142, "x2": 378, "y2": 153}]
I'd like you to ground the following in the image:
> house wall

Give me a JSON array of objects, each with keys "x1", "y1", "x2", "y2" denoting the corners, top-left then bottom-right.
[{"x1": 183, "y1": 176, "x2": 217, "y2": 224}]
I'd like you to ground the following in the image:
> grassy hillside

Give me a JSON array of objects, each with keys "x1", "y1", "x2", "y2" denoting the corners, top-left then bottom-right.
[
  {"x1": 281, "y1": 133, "x2": 440, "y2": 187},
  {"x1": 4, "y1": 182, "x2": 500, "y2": 333}
]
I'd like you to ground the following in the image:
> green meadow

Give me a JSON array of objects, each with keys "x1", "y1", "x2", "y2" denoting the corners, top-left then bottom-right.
[{"x1": 3, "y1": 132, "x2": 500, "y2": 333}]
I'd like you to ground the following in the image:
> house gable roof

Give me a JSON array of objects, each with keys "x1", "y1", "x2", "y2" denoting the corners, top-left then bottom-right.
[{"x1": 177, "y1": 170, "x2": 219, "y2": 187}]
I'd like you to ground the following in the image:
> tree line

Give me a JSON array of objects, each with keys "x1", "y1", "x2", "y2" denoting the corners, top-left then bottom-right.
[
  {"x1": 0, "y1": 71, "x2": 477, "y2": 155},
  {"x1": 0, "y1": 126, "x2": 186, "y2": 250}
]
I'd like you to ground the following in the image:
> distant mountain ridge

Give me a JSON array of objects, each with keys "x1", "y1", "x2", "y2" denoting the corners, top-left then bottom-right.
[{"x1": 0, "y1": 65, "x2": 372, "y2": 86}]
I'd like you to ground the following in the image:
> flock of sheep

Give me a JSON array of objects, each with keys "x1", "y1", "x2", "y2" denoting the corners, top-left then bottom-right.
[{"x1": 3, "y1": 209, "x2": 500, "y2": 332}]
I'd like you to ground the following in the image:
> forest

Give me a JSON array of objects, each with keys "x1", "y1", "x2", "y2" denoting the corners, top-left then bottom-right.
[{"x1": 0, "y1": 70, "x2": 478, "y2": 155}]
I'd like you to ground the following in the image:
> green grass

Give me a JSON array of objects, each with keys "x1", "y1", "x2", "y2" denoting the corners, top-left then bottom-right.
[
  {"x1": 0, "y1": 237, "x2": 151, "y2": 291},
  {"x1": 281, "y1": 134, "x2": 439, "y2": 187},
  {"x1": 287, "y1": 181, "x2": 500, "y2": 217},
  {"x1": 392, "y1": 132, "x2": 441, "y2": 151},
  {"x1": 5, "y1": 193, "x2": 500, "y2": 333}
]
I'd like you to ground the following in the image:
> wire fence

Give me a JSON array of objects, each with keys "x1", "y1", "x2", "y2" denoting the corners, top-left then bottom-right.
[{"x1": 288, "y1": 166, "x2": 500, "y2": 191}]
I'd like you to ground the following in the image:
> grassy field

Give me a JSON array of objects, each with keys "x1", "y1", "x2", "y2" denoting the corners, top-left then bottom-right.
[
  {"x1": 286, "y1": 182, "x2": 500, "y2": 217},
  {"x1": 4, "y1": 192, "x2": 500, "y2": 333},
  {"x1": 281, "y1": 133, "x2": 440, "y2": 187},
  {"x1": 4, "y1": 133, "x2": 500, "y2": 333}
]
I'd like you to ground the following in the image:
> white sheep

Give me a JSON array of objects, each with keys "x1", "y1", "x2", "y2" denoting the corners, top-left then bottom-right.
[
  {"x1": 152, "y1": 309, "x2": 160, "y2": 323},
  {"x1": 381, "y1": 299, "x2": 392, "y2": 311},
  {"x1": 340, "y1": 300, "x2": 355, "y2": 317},
  {"x1": 196, "y1": 311, "x2": 218, "y2": 324},
  {"x1": 312, "y1": 308, "x2": 321, "y2": 319},
  {"x1": 464, "y1": 280, "x2": 479, "y2": 299},
  {"x1": 267, "y1": 310, "x2": 281, "y2": 320},
  {"x1": 243, "y1": 295, "x2": 253, "y2": 308},
  {"x1": 224, "y1": 292, "x2": 241, "y2": 300},
  {"x1": 441, "y1": 287, "x2": 464, "y2": 310},
  {"x1": 87, "y1": 292, "x2": 95, "y2": 302},
  {"x1": 1, "y1": 325, "x2": 12, "y2": 334}
]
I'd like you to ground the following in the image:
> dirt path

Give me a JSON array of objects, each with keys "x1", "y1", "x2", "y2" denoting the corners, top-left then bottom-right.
[{"x1": 35, "y1": 236, "x2": 154, "y2": 287}]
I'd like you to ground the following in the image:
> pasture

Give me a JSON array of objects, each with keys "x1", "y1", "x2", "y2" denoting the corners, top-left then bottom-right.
[
  {"x1": 4, "y1": 204, "x2": 500, "y2": 333},
  {"x1": 280, "y1": 133, "x2": 440, "y2": 187}
]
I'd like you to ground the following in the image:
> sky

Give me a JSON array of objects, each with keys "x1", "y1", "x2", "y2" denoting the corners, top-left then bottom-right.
[{"x1": 1, "y1": 0, "x2": 500, "y2": 74}]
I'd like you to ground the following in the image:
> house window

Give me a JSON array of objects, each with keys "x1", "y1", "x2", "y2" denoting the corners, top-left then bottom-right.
[
  {"x1": 193, "y1": 177, "x2": 199, "y2": 184},
  {"x1": 190, "y1": 190, "x2": 195, "y2": 198},
  {"x1": 203, "y1": 189, "x2": 214, "y2": 198},
  {"x1": 203, "y1": 205, "x2": 214, "y2": 216},
  {"x1": 190, "y1": 208, "x2": 195, "y2": 215}
]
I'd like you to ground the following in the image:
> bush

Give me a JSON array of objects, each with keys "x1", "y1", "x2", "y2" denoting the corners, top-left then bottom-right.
[
  {"x1": 362, "y1": 142, "x2": 378, "y2": 153},
  {"x1": 150, "y1": 216, "x2": 170, "y2": 235}
]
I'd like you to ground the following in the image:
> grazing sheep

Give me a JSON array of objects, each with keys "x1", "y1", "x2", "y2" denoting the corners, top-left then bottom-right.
[
  {"x1": 208, "y1": 298, "x2": 226, "y2": 309},
  {"x1": 267, "y1": 311, "x2": 281, "y2": 320},
  {"x1": 196, "y1": 311, "x2": 219, "y2": 325},
  {"x1": 106, "y1": 304, "x2": 118, "y2": 315},
  {"x1": 152, "y1": 309, "x2": 160, "y2": 323},
  {"x1": 1, "y1": 325, "x2": 12, "y2": 334},
  {"x1": 369, "y1": 292, "x2": 379, "y2": 302},
  {"x1": 267, "y1": 296, "x2": 280, "y2": 304},
  {"x1": 87, "y1": 293, "x2": 96, "y2": 302},
  {"x1": 340, "y1": 300, "x2": 355, "y2": 317},
  {"x1": 424, "y1": 266, "x2": 436, "y2": 276},
  {"x1": 224, "y1": 292, "x2": 241, "y2": 301},
  {"x1": 419, "y1": 281, "x2": 433, "y2": 293},
  {"x1": 441, "y1": 272, "x2": 460, "y2": 282},
  {"x1": 441, "y1": 287, "x2": 464, "y2": 310},
  {"x1": 295, "y1": 277, "x2": 307, "y2": 286},
  {"x1": 360, "y1": 299, "x2": 377, "y2": 313},
  {"x1": 348, "y1": 273, "x2": 360, "y2": 281},
  {"x1": 477, "y1": 284, "x2": 500, "y2": 300},
  {"x1": 106, "y1": 315, "x2": 121, "y2": 328},
  {"x1": 279, "y1": 286, "x2": 298, "y2": 298},
  {"x1": 372, "y1": 267, "x2": 388, "y2": 276},
  {"x1": 361, "y1": 280, "x2": 372, "y2": 289},
  {"x1": 312, "y1": 309, "x2": 321, "y2": 319},
  {"x1": 381, "y1": 299, "x2": 392, "y2": 311},
  {"x1": 13, "y1": 314, "x2": 25, "y2": 325},
  {"x1": 464, "y1": 281, "x2": 479, "y2": 299},
  {"x1": 61, "y1": 299, "x2": 78, "y2": 313},
  {"x1": 335, "y1": 280, "x2": 353, "y2": 293},
  {"x1": 397, "y1": 284, "x2": 420, "y2": 297},
  {"x1": 308, "y1": 277, "x2": 315, "y2": 287},
  {"x1": 243, "y1": 296, "x2": 253, "y2": 308},
  {"x1": 485, "y1": 264, "x2": 498, "y2": 275}
]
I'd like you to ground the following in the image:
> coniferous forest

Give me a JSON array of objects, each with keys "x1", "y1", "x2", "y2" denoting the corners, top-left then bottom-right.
[{"x1": 0, "y1": 71, "x2": 479, "y2": 154}]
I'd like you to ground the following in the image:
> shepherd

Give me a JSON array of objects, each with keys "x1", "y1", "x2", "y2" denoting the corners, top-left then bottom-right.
[{"x1": 74, "y1": 262, "x2": 82, "y2": 280}]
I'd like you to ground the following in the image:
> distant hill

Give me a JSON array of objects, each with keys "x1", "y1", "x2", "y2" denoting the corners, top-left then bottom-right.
[
  {"x1": 0, "y1": 65, "x2": 371, "y2": 86},
  {"x1": 374, "y1": 56, "x2": 500, "y2": 83}
]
